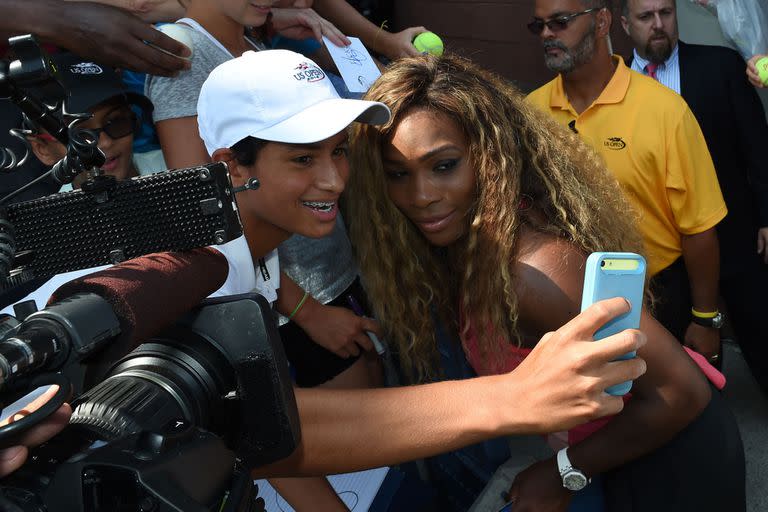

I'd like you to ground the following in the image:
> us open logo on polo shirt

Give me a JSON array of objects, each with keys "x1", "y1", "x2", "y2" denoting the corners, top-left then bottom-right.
[
  {"x1": 69, "y1": 62, "x2": 103, "y2": 75},
  {"x1": 604, "y1": 137, "x2": 626, "y2": 150},
  {"x1": 293, "y1": 62, "x2": 325, "y2": 83}
]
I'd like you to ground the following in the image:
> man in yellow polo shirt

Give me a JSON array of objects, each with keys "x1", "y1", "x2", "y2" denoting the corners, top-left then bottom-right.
[{"x1": 526, "y1": 0, "x2": 726, "y2": 365}]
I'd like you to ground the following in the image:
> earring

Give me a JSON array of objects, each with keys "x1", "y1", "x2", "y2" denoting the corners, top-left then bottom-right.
[{"x1": 518, "y1": 194, "x2": 533, "y2": 211}]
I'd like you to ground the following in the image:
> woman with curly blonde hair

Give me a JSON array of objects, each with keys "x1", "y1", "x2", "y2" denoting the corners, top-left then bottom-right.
[{"x1": 347, "y1": 54, "x2": 744, "y2": 512}]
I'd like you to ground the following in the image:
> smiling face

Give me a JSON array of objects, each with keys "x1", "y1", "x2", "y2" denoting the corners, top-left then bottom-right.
[
  {"x1": 27, "y1": 98, "x2": 137, "y2": 188},
  {"x1": 382, "y1": 109, "x2": 477, "y2": 247},
  {"x1": 621, "y1": 0, "x2": 678, "y2": 64},
  {"x1": 74, "y1": 101, "x2": 137, "y2": 183},
  {"x1": 533, "y1": 0, "x2": 601, "y2": 73},
  {"x1": 227, "y1": 130, "x2": 350, "y2": 242}
]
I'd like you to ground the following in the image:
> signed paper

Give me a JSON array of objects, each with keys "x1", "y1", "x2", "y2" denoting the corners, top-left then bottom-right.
[{"x1": 322, "y1": 36, "x2": 381, "y2": 93}]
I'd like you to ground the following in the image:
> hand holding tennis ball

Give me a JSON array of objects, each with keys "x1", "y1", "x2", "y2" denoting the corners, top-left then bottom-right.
[
  {"x1": 413, "y1": 32, "x2": 444, "y2": 57},
  {"x1": 756, "y1": 57, "x2": 768, "y2": 86},
  {"x1": 747, "y1": 55, "x2": 768, "y2": 88}
]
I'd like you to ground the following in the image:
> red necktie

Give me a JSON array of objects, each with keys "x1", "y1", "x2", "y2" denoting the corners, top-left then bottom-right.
[{"x1": 645, "y1": 63, "x2": 659, "y2": 80}]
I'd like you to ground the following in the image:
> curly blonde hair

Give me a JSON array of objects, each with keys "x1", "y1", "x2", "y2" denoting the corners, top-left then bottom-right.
[{"x1": 347, "y1": 54, "x2": 644, "y2": 382}]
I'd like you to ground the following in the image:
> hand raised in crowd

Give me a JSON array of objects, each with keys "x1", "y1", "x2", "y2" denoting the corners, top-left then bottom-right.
[
  {"x1": 379, "y1": 26, "x2": 430, "y2": 59},
  {"x1": 499, "y1": 298, "x2": 647, "y2": 433},
  {"x1": 270, "y1": 7, "x2": 350, "y2": 48},
  {"x1": 758, "y1": 227, "x2": 768, "y2": 264},
  {"x1": 0, "y1": 386, "x2": 71, "y2": 478},
  {"x1": 747, "y1": 55, "x2": 767, "y2": 88},
  {"x1": 294, "y1": 302, "x2": 380, "y2": 358},
  {"x1": 43, "y1": 2, "x2": 191, "y2": 76}
]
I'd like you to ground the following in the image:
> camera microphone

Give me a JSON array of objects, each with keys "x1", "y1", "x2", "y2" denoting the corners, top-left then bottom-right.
[{"x1": 47, "y1": 246, "x2": 232, "y2": 379}]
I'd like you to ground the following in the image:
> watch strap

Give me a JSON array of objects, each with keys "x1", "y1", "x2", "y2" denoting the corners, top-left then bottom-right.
[{"x1": 556, "y1": 447, "x2": 574, "y2": 477}]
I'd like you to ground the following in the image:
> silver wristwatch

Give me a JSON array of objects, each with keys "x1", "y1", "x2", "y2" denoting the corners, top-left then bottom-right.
[{"x1": 557, "y1": 447, "x2": 590, "y2": 491}]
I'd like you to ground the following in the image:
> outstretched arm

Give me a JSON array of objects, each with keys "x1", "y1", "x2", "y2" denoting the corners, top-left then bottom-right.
[
  {"x1": 253, "y1": 297, "x2": 647, "y2": 477},
  {"x1": 311, "y1": 0, "x2": 427, "y2": 60}
]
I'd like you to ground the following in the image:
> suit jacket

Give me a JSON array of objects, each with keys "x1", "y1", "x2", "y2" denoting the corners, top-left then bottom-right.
[{"x1": 676, "y1": 41, "x2": 768, "y2": 275}]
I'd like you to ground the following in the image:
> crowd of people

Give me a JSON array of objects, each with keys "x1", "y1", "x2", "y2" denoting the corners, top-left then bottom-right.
[{"x1": 0, "y1": 0, "x2": 766, "y2": 510}]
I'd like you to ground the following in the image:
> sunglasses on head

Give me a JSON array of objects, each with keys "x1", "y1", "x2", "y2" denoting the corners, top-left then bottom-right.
[
  {"x1": 527, "y1": 7, "x2": 602, "y2": 35},
  {"x1": 72, "y1": 113, "x2": 138, "y2": 141}
]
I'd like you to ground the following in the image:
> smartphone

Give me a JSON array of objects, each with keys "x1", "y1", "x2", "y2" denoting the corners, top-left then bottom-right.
[{"x1": 580, "y1": 252, "x2": 647, "y2": 396}]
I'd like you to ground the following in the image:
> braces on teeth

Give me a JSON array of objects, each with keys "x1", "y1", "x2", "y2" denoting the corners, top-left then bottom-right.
[{"x1": 303, "y1": 201, "x2": 335, "y2": 212}]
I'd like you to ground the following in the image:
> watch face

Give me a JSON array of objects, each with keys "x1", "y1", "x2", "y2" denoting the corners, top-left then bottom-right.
[
  {"x1": 712, "y1": 314, "x2": 724, "y2": 328},
  {"x1": 563, "y1": 472, "x2": 588, "y2": 491}
]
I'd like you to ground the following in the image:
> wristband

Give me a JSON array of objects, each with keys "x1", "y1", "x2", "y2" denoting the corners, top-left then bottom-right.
[
  {"x1": 691, "y1": 308, "x2": 719, "y2": 319},
  {"x1": 288, "y1": 291, "x2": 309, "y2": 320}
]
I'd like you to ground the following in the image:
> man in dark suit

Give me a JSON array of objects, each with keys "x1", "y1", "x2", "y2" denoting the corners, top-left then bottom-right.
[{"x1": 621, "y1": 0, "x2": 768, "y2": 395}]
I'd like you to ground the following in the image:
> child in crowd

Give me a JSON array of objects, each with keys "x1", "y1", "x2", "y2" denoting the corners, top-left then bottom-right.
[
  {"x1": 25, "y1": 53, "x2": 152, "y2": 191},
  {"x1": 346, "y1": 54, "x2": 745, "y2": 512},
  {"x1": 146, "y1": 1, "x2": 383, "y2": 389},
  {"x1": 196, "y1": 48, "x2": 390, "y2": 510}
]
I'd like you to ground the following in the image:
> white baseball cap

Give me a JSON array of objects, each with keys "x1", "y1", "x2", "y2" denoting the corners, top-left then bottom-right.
[{"x1": 197, "y1": 49, "x2": 390, "y2": 155}]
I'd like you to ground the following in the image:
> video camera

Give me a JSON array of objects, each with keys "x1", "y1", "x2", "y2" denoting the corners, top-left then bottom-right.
[
  {"x1": 0, "y1": 35, "x2": 244, "y2": 293},
  {"x1": 0, "y1": 36, "x2": 299, "y2": 511},
  {"x1": 0, "y1": 291, "x2": 300, "y2": 512}
]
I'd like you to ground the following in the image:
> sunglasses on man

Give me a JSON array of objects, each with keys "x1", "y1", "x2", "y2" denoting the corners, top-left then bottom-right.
[{"x1": 527, "y1": 7, "x2": 602, "y2": 35}]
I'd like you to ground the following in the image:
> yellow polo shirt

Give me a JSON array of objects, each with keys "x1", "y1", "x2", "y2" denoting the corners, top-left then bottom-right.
[{"x1": 527, "y1": 57, "x2": 726, "y2": 276}]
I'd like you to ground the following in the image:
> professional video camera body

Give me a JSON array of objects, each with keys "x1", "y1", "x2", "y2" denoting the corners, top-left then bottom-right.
[
  {"x1": 0, "y1": 292, "x2": 301, "y2": 512},
  {"x1": 0, "y1": 36, "x2": 301, "y2": 511}
]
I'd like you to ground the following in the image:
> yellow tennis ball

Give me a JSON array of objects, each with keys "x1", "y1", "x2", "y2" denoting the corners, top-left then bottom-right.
[
  {"x1": 413, "y1": 32, "x2": 444, "y2": 57},
  {"x1": 757, "y1": 57, "x2": 768, "y2": 86}
]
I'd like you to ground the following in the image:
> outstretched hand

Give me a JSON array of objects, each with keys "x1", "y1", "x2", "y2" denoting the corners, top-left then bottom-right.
[
  {"x1": 379, "y1": 26, "x2": 429, "y2": 59},
  {"x1": 0, "y1": 386, "x2": 71, "y2": 478},
  {"x1": 44, "y1": 2, "x2": 191, "y2": 77},
  {"x1": 501, "y1": 297, "x2": 647, "y2": 433}
]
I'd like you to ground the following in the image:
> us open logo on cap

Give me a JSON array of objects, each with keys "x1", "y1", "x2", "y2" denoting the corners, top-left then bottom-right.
[
  {"x1": 70, "y1": 62, "x2": 103, "y2": 75},
  {"x1": 293, "y1": 62, "x2": 325, "y2": 83}
]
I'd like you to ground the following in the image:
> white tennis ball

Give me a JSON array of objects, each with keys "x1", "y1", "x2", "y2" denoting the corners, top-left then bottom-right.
[{"x1": 156, "y1": 23, "x2": 194, "y2": 59}]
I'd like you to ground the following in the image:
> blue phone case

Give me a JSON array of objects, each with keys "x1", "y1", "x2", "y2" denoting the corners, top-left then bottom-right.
[{"x1": 580, "y1": 252, "x2": 646, "y2": 396}]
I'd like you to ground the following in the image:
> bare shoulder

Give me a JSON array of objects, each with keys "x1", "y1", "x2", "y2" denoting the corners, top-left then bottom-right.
[{"x1": 513, "y1": 227, "x2": 587, "y2": 340}]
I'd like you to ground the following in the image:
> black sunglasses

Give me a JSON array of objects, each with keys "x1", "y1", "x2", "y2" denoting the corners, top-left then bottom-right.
[
  {"x1": 73, "y1": 113, "x2": 138, "y2": 141},
  {"x1": 527, "y1": 7, "x2": 602, "y2": 35}
]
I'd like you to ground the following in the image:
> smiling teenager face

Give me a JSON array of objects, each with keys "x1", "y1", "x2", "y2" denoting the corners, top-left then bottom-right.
[
  {"x1": 383, "y1": 109, "x2": 476, "y2": 247},
  {"x1": 223, "y1": 130, "x2": 350, "y2": 244}
]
